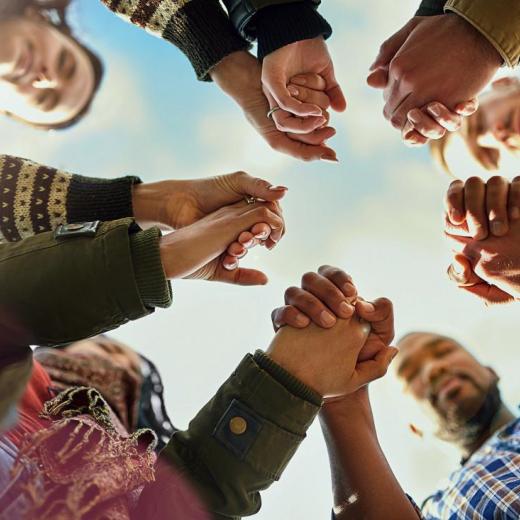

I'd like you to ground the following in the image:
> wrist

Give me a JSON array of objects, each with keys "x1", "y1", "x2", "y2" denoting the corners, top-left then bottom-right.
[
  {"x1": 132, "y1": 181, "x2": 175, "y2": 229},
  {"x1": 210, "y1": 50, "x2": 260, "y2": 107},
  {"x1": 320, "y1": 387, "x2": 372, "y2": 423}
]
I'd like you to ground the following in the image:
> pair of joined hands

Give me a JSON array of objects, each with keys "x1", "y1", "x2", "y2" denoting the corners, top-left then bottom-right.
[
  {"x1": 211, "y1": 14, "x2": 503, "y2": 156},
  {"x1": 444, "y1": 176, "x2": 520, "y2": 305}
]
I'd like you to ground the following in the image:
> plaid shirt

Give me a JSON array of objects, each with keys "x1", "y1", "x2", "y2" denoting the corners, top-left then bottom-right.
[{"x1": 421, "y1": 416, "x2": 520, "y2": 519}]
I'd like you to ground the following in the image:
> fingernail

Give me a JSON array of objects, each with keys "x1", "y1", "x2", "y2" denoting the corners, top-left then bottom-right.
[
  {"x1": 287, "y1": 85, "x2": 299, "y2": 96},
  {"x1": 320, "y1": 310, "x2": 336, "y2": 326},
  {"x1": 255, "y1": 231, "x2": 269, "y2": 240},
  {"x1": 363, "y1": 302, "x2": 376, "y2": 312},
  {"x1": 295, "y1": 313, "x2": 309, "y2": 326},
  {"x1": 269, "y1": 185, "x2": 288, "y2": 191},
  {"x1": 310, "y1": 108, "x2": 323, "y2": 117},
  {"x1": 321, "y1": 154, "x2": 339, "y2": 163},
  {"x1": 291, "y1": 76, "x2": 307, "y2": 86},
  {"x1": 491, "y1": 220, "x2": 506, "y2": 236},
  {"x1": 407, "y1": 111, "x2": 420, "y2": 124},
  {"x1": 224, "y1": 260, "x2": 238, "y2": 271},
  {"x1": 428, "y1": 103, "x2": 441, "y2": 118},
  {"x1": 390, "y1": 349, "x2": 399, "y2": 361},
  {"x1": 510, "y1": 207, "x2": 520, "y2": 220},
  {"x1": 237, "y1": 249, "x2": 247, "y2": 259},
  {"x1": 343, "y1": 282, "x2": 357, "y2": 298},
  {"x1": 451, "y1": 209, "x2": 463, "y2": 222},
  {"x1": 339, "y1": 301, "x2": 354, "y2": 316},
  {"x1": 447, "y1": 263, "x2": 468, "y2": 285},
  {"x1": 243, "y1": 239, "x2": 254, "y2": 248}
]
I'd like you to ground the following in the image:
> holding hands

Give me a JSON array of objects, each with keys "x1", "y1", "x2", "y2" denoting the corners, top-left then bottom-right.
[
  {"x1": 445, "y1": 176, "x2": 520, "y2": 304},
  {"x1": 268, "y1": 266, "x2": 397, "y2": 401},
  {"x1": 368, "y1": 14, "x2": 502, "y2": 146}
]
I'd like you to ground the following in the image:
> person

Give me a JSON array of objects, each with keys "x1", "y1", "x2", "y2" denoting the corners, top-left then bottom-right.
[
  {"x1": 271, "y1": 267, "x2": 520, "y2": 519},
  {"x1": 0, "y1": 154, "x2": 289, "y2": 276},
  {"x1": 0, "y1": 0, "x2": 104, "y2": 129},
  {"x1": 429, "y1": 77, "x2": 520, "y2": 175},
  {"x1": 444, "y1": 175, "x2": 520, "y2": 304},
  {"x1": 0, "y1": 255, "x2": 394, "y2": 518},
  {"x1": 99, "y1": 0, "x2": 343, "y2": 161},
  {"x1": 368, "y1": 0, "x2": 519, "y2": 146}
]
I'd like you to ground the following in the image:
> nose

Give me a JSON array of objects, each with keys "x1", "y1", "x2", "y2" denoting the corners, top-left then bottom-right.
[
  {"x1": 31, "y1": 66, "x2": 57, "y2": 90},
  {"x1": 421, "y1": 359, "x2": 448, "y2": 391}
]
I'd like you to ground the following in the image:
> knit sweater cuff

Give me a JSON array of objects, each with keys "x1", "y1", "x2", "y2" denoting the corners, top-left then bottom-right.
[
  {"x1": 129, "y1": 227, "x2": 172, "y2": 309},
  {"x1": 67, "y1": 175, "x2": 141, "y2": 224},
  {"x1": 416, "y1": 0, "x2": 447, "y2": 16},
  {"x1": 162, "y1": 0, "x2": 251, "y2": 81},
  {"x1": 253, "y1": 350, "x2": 323, "y2": 407},
  {"x1": 255, "y1": 3, "x2": 332, "y2": 59}
]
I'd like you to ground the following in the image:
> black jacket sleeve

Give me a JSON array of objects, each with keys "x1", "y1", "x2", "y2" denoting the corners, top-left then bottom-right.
[{"x1": 416, "y1": 0, "x2": 447, "y2": 16}]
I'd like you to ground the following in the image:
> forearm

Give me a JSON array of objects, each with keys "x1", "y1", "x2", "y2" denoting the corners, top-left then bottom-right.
[
  {"x1": 99, "y1": 0, "x2": 250, "y2": 81},
  {"x1": 320, "y1": 391, "x2": 419, "y2": 520},
  {"x1": 0, "y1": 155, "x2": 139, "y2": 243},
  {"x1": 136, "y1": 350, "x2": 322, "y2": 519}
]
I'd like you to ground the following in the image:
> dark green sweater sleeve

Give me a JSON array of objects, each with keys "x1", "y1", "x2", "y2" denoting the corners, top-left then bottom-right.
[
  {"x1": 0, "y1": 218, "x2": 171, "y2": 347},
  {"x1": 0, "y1": 155, "x2": 140, "y2": 243},
  {"x1": 416, "y1": 0, "x2": 447, "y2": 16},
  {"x1": 136, "y1": 351, "x2": 322, "y2": 519}
]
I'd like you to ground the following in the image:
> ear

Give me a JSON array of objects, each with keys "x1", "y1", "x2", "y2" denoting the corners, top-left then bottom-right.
[{"x1": 486, "y1": 366, "x2": 499, "y2": 384}]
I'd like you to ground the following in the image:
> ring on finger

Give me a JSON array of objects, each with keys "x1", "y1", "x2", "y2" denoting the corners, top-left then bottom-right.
[
  {"x1": 244, "y1": 195, "x2": 257, "y2": 205},
  {"x1": 267, "y1": 106, "x2": 281, "y2": 119}
]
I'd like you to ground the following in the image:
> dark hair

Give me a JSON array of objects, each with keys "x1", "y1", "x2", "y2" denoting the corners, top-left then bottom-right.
[{"x1": 6, "y1": 0, "x2": 104, "y2": 130}]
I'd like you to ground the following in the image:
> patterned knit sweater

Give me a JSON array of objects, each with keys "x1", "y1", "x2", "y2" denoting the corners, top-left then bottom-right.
[
  {"x1": 100, "y1": 0, "x2": 250, "y2": 80},
  {"x1": 0, "y1": 155, "x2": 139, "y2": 243}
]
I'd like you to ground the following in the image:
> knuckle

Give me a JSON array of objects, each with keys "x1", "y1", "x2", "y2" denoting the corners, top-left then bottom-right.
[
  {"x1": 301, "y1": 271, "x2": 318, "y2": 286},
  {"x1": 284, "y1": 286, "x2": 301, "y2": 301},
  {"x1": 390, "y1": 114, "x2": 404, "y2": 130}
]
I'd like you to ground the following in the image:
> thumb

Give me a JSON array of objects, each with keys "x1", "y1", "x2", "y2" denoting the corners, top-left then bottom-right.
[
  {"x1": 233, "y1": 172, "x2": 288, "y2": 202},
  {"x1": 322, "y1": 67, "x2": 347, "y2": 112},
  {"x1": 353, "y1": 347, "x2": 398, "y2": 388},
  {"x1": 366, "y1": 68, "x2": 389, "y2": 89}
]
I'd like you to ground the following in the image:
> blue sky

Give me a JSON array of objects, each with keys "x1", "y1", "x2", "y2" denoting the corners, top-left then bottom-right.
[{"x1": 2, "y1": 1, "x2": 519, "y2": 518}]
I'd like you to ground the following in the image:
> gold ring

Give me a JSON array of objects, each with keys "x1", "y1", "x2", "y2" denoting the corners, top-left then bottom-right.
[
  {"x1": 267, "y1": 106, "x2": 281, "y2": 120},
  {"x1": 446, "y1": 264, "x2": 476, "y2": 287}
]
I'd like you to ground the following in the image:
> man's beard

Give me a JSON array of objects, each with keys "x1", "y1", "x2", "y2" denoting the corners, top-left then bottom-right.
[{"x1": 435, "y1": 381, "x2": 502, "y2": 450}]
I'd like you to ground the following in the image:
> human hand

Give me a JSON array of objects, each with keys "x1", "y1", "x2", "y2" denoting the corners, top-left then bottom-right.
[
  {"x1": 368, "y1": 15, "x2": 501, "y2": 136},
  {"x1": 210, "y1": 51, "x2": 337, "y2": 161},
  {"x1": 267, "y1": 267, "x2": 396, "y2": 400},
  {"x1": 159, "y1": 200, "x2": 284, "y2": 285},
  {"x1": 262, "y1": 37, "x2": 346, "y2": 126}
]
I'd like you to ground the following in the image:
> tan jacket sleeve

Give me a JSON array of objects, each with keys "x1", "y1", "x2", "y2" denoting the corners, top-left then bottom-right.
[{"x1": 445, "y1": 0, "x2": 520, "y2": 67}]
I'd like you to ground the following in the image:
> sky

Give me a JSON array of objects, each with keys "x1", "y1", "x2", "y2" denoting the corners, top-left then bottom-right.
[{"x1": 2, "y1": 1, "x2": 520, "y2": 518}]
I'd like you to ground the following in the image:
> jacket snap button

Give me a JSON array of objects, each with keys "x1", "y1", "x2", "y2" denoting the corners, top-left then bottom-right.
[{"x1": 229, "y1": 416, "x2": 247, "y2": 435}]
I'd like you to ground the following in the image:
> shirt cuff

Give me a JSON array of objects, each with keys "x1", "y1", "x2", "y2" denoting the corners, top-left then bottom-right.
[
  {"x1": 129, "y1": 227, "x2": 172, "y2": 309},
  {"x1": 255, "y1": 3, "x2": 332, "y2": 59}
]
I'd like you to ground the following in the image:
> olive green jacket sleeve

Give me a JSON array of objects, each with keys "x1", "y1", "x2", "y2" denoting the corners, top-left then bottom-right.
[
  {"x1": 99, "y1": 0, "x2": 250, "y2": 81},
  {"x1": 0, "y1": 154, "x2": 140, "y2": 243},
  {"x1": 136, "y1": 350, "x2": 322, "y2": 519},
  {"x1": 443, "y1": 0, "x2": 520, "y2": 67}
]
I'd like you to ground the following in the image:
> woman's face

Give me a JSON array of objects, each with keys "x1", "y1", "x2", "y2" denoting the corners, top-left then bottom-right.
[{"x1": 0, "y1": 15, "x2": 95, "y2": 127}]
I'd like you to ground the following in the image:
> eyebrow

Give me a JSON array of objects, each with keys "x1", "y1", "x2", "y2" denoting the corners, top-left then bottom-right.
[
  {"x1": 397, "y1": 338, "x2": 447, "y2": 378},
  {"x1": 57, "y1": 48, "x2": 77, "y2": 82}
]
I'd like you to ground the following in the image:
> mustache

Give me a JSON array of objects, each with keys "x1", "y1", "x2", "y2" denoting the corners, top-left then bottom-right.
[{"x1": 425, "y1": 369, "x2": 479, "y2": 406}]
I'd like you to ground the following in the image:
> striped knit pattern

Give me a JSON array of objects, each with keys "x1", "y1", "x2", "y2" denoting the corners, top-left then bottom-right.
[
  {"x1": 0, "y1": 155, "x2": 141, "y2": 244},
  {"x1": 0, "y1": 155, "x2": 70, "y2": 243},
  {"x1": 100, "y1": 0, "x2": 249, "y2": 80}
]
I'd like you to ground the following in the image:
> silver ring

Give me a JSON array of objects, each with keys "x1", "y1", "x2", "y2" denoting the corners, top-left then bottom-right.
[
  {"x1": 267, "y1": 106, "x2": 281, "y2": 120},
  {"x1": 244, "y1": 195, "x2": 257, "y2": 205}
]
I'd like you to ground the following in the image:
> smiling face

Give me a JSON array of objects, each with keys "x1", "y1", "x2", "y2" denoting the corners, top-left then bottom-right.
[
  {"x1": 396, "y1": 333, "x2": 497, "y2": 435},
  {"x1": 0, "y1": 15, "x2": 96, "y2": 128}
]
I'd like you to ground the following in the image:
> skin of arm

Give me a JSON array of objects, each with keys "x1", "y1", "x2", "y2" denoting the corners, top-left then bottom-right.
[{"x1": 320, "y1": 389, "x2": 420, "y2": 520}]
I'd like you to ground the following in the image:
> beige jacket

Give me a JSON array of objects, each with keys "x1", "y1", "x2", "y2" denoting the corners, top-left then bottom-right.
[{"x1": 445, "y1": 0, "x2": 520, "y2": 67}]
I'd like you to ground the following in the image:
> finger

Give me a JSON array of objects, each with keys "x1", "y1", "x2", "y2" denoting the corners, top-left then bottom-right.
[
  {"x1": 444, "y1": 180, "x2": 466, "y2": 225},
  {"x1": 464, "y1": 176, "x2": 488, "y2": 240},
  {"x1": 355, "y1": 297, "x2": 394, "y2": 344},
  {"x1": 444, "y1": 232, "x2": 476, "y2": 256},
  {"x1": 290, "y1": 73, "x2": 327, "y2": 91},
  {"x1": 301, "y1": 271, "x2": 356, "y2": 319},
  {"x1": 407, "y1": 108, "x2": 446, "y2": 140},
  {"x1": 257, "y1": 201, "x2": 284, "y2": 249},
  {"x1": 444, "y1": 212, "x2": 470, "y2": 236},
  {"x1": 226, "y1": 241, "x2": 248, "y2": 258},
  {"x1": 241, "y1": 204, "x2": 285, "y2": 246},
  {"x1": 402, "y1": 121, "x2": 429, "y2": 147},
  {"x1": 222, "y1": 255, "x2": 239, "y2": 270},
  {"x1": 384, "y1": 86, "x2": 414, "y2": 131},
  {"x1": 426, "y1": 102, "x2": 463, "y2": 132},
  {"x1": 322, "y1": 67, "x2": 347, "y2": 112},
  {"x1": 508, "y1": 176, "x2": 520, "y2": 220},
  {"x1": 250, "y1": 222, "x2": 272, "y2": 242},
  {"x1": 352, "y1": 347, "x2": 398, "y2": 389},
  {"x1": 283, "y1": 286, "x2": 338, "y2": 328},
  {"x1": 263, "y1": 79, "x2": 323, "y2": 118},
  {"x1": 317, "y1": 265, "x2": 358, "y2": 302},
  {"x1": 287, "y1": 84, "x2": 331, "y2": 110},
  {"x1": 454, "y1": 98, "x2": 479, "y2": 117},
  {"x1": 366, "y1": 68, "x2": 388, "y2": 89},
  {"x1": 238, "y1": 231, "x2": 257, "y2": 249},
  {"x1": 461, "y1": 281, "x2": 515, "y2": 305},
  {"x1": 229, "y1": 170, "x2": 288, "y2": 202},
  {"x1": 266, "y1": 131, "x2": 337, "y2": 162},
  {"x1": 287, "y1": 126, "x2": 336, "y2": 146},
  {"x1": 486, "y1": 176, "x2": 509, "y2": 237},
  {"x1": 446, "y1": 254, "x2": 481, "y2": 287},
  {"x1": 271, "y1": 305, "x2": 311, "y2": 332},
  {"x1": 219, "y1": 266, "x2": 269, "y2": 286},
  {"x1": 271, "y1": 109, "x2": 327, "y2": 134}
]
